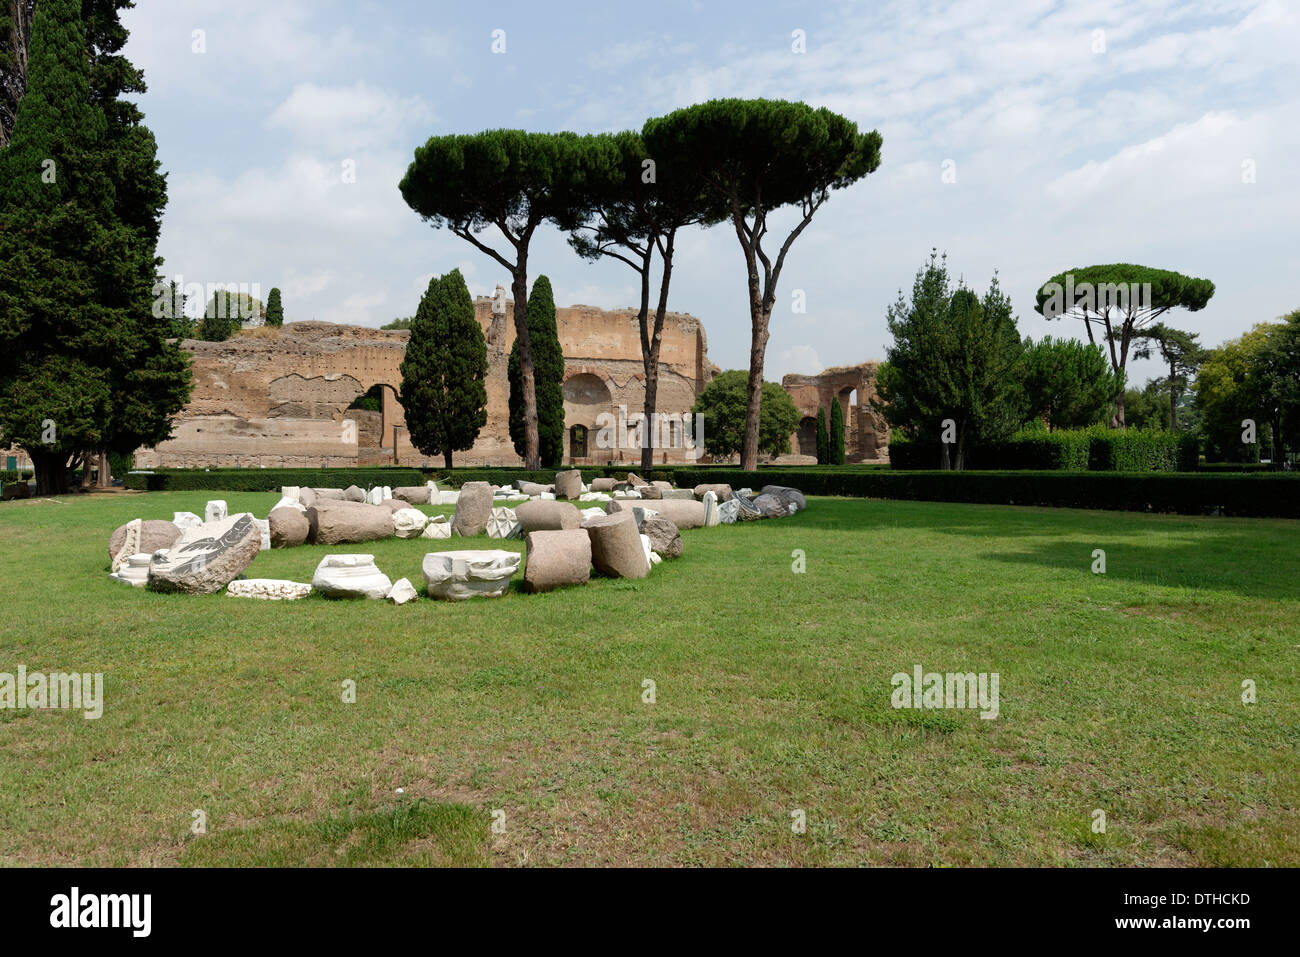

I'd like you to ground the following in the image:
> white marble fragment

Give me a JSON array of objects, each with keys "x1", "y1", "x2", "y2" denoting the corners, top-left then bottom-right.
[
  {"x1": 311, "y1": 554, "x2": 392, "y2": 599},
  {"x1": 386, "y1": 577, "x2": 418, "y2": 605},
  {"x1": 227, "y1": 579, "x2": 312, "y2": 600},
  {"x1": 422, "y1": 549, "x2": 520, "y2": 600}
]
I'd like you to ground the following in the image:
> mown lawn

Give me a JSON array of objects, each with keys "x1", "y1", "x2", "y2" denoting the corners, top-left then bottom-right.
[{"x1": 0, "y1": 490, "x2": 1296, "y2": 866}]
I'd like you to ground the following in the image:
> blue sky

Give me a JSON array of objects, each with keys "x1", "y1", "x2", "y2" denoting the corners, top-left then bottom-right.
[{"x1": 122, "y1": 0, "x2": 1300, "y2": 386}]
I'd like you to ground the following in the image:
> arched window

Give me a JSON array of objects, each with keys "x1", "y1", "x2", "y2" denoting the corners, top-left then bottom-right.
[{"x1": 570, "y1": 424, "x2": 588, "y2": 459}]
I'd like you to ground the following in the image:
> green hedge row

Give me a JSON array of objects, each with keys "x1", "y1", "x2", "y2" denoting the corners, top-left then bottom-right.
[
  {"x1": 121, "y1": 466, "x2": 1300, "y2": 518},
  {"x1": 891, "y1": 428, "x2": 1199, "y2": 472},
  {"x1": 125, "y1": 468, "x2": 429, "y2": 492},
  {"x1": 647, "y1": 468, "x2": 1298, "y2": 517},
  {"x1": 1, "y1": 470, "x2": 33, "y2": 484},
  {"x1": 126, "y1": 463, "x2": 813, "y2": 492}
]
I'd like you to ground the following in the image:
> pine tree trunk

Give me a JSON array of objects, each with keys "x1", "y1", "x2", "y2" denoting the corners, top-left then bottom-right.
[
  {"x1": 641, "y1": 233, "x2": 674, "y2": 473},
  {"x1": 1169, "y1": 359, "x2": 1178, "y2": 433},
  {"x1": 510, "y1": 268, "x2": 539, "y2": 470},
  {"x1": 444, "y1": 449, "x2": 453, "y2": 471},
  {"x1": 741, "y1": 297, "x2": 772, "y2": 472},
  {"x1": 97, "y1": 449, "x2": 112, "y2": 488},
  {"x1": 641, "y1": 369, "x2": 658, "y2": 472}
]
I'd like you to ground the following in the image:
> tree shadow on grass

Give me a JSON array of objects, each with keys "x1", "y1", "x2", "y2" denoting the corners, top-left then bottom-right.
[
  {"x1": 807, "y1": 499, "x2": 1299, "y2": 599},
  {"x1": 976, "y1": 535, "x2": 1298, "y2": 599}
]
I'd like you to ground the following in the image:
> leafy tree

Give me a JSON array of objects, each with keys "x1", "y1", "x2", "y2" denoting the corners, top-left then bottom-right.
[
  {"x1": 567, "y1": 129, "x2": 721, "y2": 471},
  {"x1": 84, "y1": 0, "x2": 188, "y2": 488},
  {"x1": 1120, "y1": 381, "x2": 1169, "y2": 432},
  {"x1": 829, "y1": 397, "x2": 845, "y2": 465},
  {"x1": 874, "y1": 252, "x2": 1026, "y2": 469},
  {"x1": 381, "y1": 317, "x2": 413, "y2": 330},
  {"x1": 1035, "y1": 264, "x2": 1214, "y2": 427},
  {"x1": 2, "y1": 0, "x2": 188, "y2": 492},
  {"x1": 1022, "y1": 336, "x2": 1123, "y2": 430},
  {"x1": 400, "y1": 130, "x2": 611, "y2": 469},
  {"x1": 815, "y1": 407, "x2": 828, "y2": 464},
  {"x1": 0, "y1": 0, "x2": 116, "y2": 494},
  {"x1": 264, "y1": 286, "x2": 284, "y2": 327},
  {"x1": 690, "y1": 369, "x2": 799, "y2": 461},
  {"x1": 644, "y1": 99, "x2": 881, "y2": 470},
  {"x1": 154, "y1": 279, "x2": 191, "y2": 339},
  {"x1": 1252, "y1": 310, "x2": 1300, "y2": 461},
  {"x1": 1129, "y1": 323, "x2": 1202, "y2": 433},
  {"x1": 198, "y1": 289, "x2": 263, "y2": 340},
  {"x1": 1195, "y1": 324, "x2": 1273, "y2": 462},
  {"x1": 398, "y1": 268, "x2": 488, "y2": 469},
  {"x1": 507, "y1": 275, "x2": 564, "y2": 466}
]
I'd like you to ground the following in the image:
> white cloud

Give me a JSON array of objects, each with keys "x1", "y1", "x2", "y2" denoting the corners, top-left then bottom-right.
[
  {"x1": 267, "y1": 82, "x2": 434, "y2": 144},
  {"x1": 775, "y1": 345, "x2": 825, "y2": 378}
]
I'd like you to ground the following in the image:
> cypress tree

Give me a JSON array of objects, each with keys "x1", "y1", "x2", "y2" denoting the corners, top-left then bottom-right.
[
  {"x1": 89, "y1": 0, "x2": 190, "y2": 485},
  {"x1": 829, "y1": 397, "x2": 845, "y2": 465},
  {"x1": 0, "y1": 0, "x2": 114, "y2": 494},
  {"x1": 508, "y1": 275, "x2": 565, "y2": 467},
  {"x1": 0, "y1": 0, "x2": 189, "y2": 492},
  {"x1": 815, "y1": 407, "x2": 829, "y2": 464},
  {"x1": 265, "y1": 287, "x2": 284, "y2": 327},
  {"x1": 399, "y1": 269, "x2": 488, "y2": 470}
]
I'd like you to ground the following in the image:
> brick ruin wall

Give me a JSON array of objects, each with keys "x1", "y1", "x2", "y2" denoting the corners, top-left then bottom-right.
[
  {"x1": 134, "y1": 300, "x2": 718, "y2": 469},
  {"x1": 779, "y1": 363, "x2": 891, "y2": 464}
]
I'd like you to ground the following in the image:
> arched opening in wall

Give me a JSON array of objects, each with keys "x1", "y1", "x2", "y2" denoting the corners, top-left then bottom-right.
[
  {"x1": 570, "y1": 425, "x2": 589, "y2": 459},
  {"x1": 797, "y1": 417, "x2": 818, "y2": 457},
  {"x1": 564, "y1": 372, "x2": 612, "y2": 463},
  {"x1": 348, "y1": 383, "x2": 404, "y2": 464},
  {"x1": 838, "y1": 386, "x2": 857, "y2": 461}
]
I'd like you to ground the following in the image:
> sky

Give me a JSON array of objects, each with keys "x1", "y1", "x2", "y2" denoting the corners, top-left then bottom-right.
[{"x1": 121, "y1": 0, "x2": 1300, "y2": 387}]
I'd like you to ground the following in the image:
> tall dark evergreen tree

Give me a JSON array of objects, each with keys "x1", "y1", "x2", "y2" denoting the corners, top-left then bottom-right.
[
  {"x1": 0, "y1": 0, "x2": 115, "y2": 494},
  {"x1": 829, "y1": 397, "x2": 845, "y2": 465},
  {"x1": 815, "y1": 407, "x2": 829, "y2": 464},
  {"x1": 874, "y1": 252, "x2": 1026, "y2": 470},
  {"x1": 0, "y1": 0, "x2": 189, "y2": 491},
  {"x1": 1022, "y1": 336, "x2": 1123, "y2": 430},
  {"x1": 264, "y1": 287, "x2": 284, "y2": 327},
  {"x1": 399, "y1": 269, "x2": 489, "y2": 470},
  {"x1": 507, "y1": 275, "x2": 564, "y2": 467}
]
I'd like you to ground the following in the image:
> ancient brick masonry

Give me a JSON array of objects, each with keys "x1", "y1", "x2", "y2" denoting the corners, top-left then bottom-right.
[
  {"x1": 780, "y1": 363, "x2": 890, "y2": 463},
  {"x1": 135, "y1": 298, "x2": 720, "y2": 468}
]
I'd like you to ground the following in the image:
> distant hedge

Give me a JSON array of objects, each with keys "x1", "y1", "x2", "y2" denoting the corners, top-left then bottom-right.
[
  {"x1": 643, "y1": 469, "x2": 1299, "y2": 518},
  {"x1": 125, "y1": 468, "x2": 429, "y2": 492},
  {"x1": 1, "y1": 470, "x2": 34, "y2": 484},
  {"x1": 121, "y1": 466, "x2": 1300, "y2": 518},
  {"x1": 891, "y1": 428, "x2": 1199, "y2": 472}
]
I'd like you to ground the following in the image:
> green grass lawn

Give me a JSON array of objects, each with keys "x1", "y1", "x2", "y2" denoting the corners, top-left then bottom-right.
[{"x1": 0, "y1": 490, "x2": 1296, "y2": 866}]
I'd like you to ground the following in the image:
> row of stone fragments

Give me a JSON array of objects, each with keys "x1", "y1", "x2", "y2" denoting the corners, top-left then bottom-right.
[{"x1": 103, "y1": 475, "x2": 807, "y2": 602}]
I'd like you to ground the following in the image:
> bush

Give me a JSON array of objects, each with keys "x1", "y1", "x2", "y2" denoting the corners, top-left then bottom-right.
[
  {"x1": 119, "y1": 465, "x2": 1300, "y2": 518},
  {"x1": 644, "y1": 468, "x2": 1300, "y2": 518},
  {"x1": 125, "y1": 468, "x2": 428, "y2": 493},
  {"x1": 890, "y1": 426, "x2": 1195, "y2": 472}
]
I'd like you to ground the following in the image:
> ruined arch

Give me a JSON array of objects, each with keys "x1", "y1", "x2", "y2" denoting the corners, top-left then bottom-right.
[
  {"x1": 564, "y1": 371, "x2": 614, "y2": 462},
  {"x1": 797, "y1": 416, "x2": 818, "y2": 457}
]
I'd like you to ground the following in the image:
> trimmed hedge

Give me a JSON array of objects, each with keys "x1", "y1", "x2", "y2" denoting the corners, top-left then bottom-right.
[
  {"x1": 126, "y1": 468, "x2": 428, "y2": 492},
  {"x1": 125, "y1": 463, "x2": 831, "y2": 492},
  {"x1": 646, "y1": 468, "x2": 1300, "y2": 518},
  {"x1": 121, "y1": 465, "x2": 1300, "y2": 518},
  {"x1": 1, "y1": 470, "x2": 34, "y2": 484},
  {"x1": 891, "y1": 428, "x2": 1199, "y2": 473}
]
